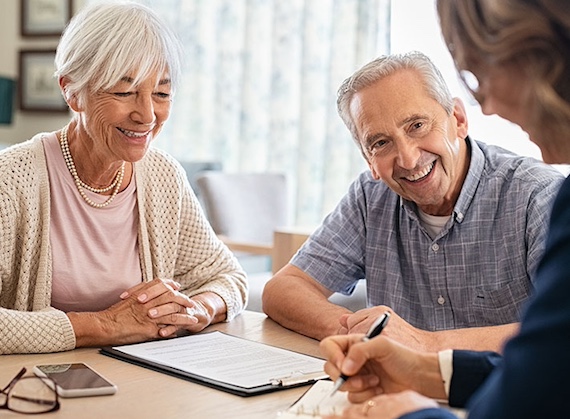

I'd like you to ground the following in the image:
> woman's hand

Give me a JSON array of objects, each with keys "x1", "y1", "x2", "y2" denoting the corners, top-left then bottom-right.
[
  {"x1": 326, "y1": 390, "x2": 439, "y2": 419},
  {"x1": 320, "y1": 334, "x2": 446, "y2": 404},
  {"x1": 68, "y1": 278, "x2": 227, "y2": 347},
  {"x1": 120, "y1": 278, "x2": 227, "y2": 337}
]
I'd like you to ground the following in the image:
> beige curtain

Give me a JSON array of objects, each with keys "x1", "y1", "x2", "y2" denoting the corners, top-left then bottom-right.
[{"x1": 91, "y1": 0, "x2": 391, "y2": 226}]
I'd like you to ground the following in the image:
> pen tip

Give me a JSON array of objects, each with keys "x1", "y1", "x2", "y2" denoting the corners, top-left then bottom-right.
[{"x1": 329, "y1": 378, "x2": 343, "y2": 397}]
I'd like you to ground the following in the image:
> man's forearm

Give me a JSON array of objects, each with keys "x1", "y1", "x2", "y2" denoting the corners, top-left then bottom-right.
[
  {"x1": 431, "y1": 322, "x2": 519, "y2": 352},
  {"x1": 262, "y1": 268, "x2": 351, "y2": 340}
]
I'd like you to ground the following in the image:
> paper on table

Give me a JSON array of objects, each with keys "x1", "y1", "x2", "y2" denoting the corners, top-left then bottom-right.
[
  {"x1": 277, "y1": 380, "x2": 468, "y2": 419},
  {"x1": 110, "y1": 331, "x2": 327, "y2": 389},
  {"x1": 278, "y1": 380, "x2": 351, "y2": 418}
]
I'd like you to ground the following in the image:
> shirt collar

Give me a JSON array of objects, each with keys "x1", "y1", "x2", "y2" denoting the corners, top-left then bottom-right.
[{"x1": 453, "y1": 136, "x2": 483, "y2": 223}]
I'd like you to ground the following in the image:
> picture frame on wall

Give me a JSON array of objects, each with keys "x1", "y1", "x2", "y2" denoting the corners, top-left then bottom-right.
[
  {"x1": 21, "y1": 0, "x2": 72, "y2": 37},
  {"x1": 19, "y1": 50, "x2": 68, "y2": 112}
]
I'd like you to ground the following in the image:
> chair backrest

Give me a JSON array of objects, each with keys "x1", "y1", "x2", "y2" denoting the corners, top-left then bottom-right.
[
  {"x1": 195, "y1": 172, "x2": 289, "y2": 246},
  {"x1": 178, "y1": 160, "x2": 222, "y2": 220}
]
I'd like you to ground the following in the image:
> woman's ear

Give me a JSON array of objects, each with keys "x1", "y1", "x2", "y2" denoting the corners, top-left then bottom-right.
[{"x1": 59, "y1": 77, "x2": 80, "y2": 112}]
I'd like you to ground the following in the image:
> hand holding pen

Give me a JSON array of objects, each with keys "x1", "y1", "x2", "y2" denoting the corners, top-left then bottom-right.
[{"x1": 328, "y1": 311, "x2": 391, "y2": 397}]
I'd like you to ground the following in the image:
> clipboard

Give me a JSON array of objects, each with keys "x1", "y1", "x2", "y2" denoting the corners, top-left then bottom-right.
[{"x1": 100, "y1": 331, "x2": 328, "y2": 397}]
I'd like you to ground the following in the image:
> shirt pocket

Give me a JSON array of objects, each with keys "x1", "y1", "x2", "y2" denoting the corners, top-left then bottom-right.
[{"x1": 471, "y1": 280, "x2": 532, "y2": 325}]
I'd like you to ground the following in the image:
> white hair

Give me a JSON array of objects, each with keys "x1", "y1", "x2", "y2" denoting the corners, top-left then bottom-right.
[
  {"x1": 337, "y1": 52, "x2": 454, "y2": 150},
  {"x1": 55, "y1": 1, "x2": 183, "y2": 105}
]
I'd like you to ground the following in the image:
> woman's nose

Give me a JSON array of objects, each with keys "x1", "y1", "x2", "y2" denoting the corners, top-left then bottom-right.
[{"x1": 131, "y1": 94, "x2": 156, "y2": 124}]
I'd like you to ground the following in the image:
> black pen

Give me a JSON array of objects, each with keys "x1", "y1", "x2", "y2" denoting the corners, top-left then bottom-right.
[{"x1": 329, "y1": 311, "x2": 391, "y2": 397}]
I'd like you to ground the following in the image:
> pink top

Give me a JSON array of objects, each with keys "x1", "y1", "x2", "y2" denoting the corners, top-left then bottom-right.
[{"x1": 43, "y1": 132, "x2": 142, "y2": 312}]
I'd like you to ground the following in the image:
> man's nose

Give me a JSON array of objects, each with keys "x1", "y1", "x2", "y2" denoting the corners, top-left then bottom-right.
[{"x1": 395, "y1": 140, "x2": 420, "y2": 170}]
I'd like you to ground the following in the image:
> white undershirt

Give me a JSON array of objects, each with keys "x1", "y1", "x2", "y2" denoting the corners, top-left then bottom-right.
[
  {"x1": 43, "y1": 132, "x2": 142, "y2": 312},
  {"x1": 417, "y1": 209, "x2": 451, "y2": 239}
]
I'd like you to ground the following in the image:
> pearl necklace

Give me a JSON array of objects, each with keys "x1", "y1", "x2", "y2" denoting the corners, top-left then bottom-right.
[{"x1": 59, "y1": 125, "x2": 125, "y2": 208}]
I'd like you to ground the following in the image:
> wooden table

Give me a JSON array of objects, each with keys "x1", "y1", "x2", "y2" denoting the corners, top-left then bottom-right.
[{"x1": 0, "y1": 311, "x2": 321, "y2": 419}]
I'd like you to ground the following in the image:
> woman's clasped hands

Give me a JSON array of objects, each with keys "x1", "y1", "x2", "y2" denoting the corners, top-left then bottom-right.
[
  {"x1": 67, "y1": 278, "x2": 219, "y2": 348},
  {"x1": 118, "y1": 278, "x2": 216, "y2": 338}
]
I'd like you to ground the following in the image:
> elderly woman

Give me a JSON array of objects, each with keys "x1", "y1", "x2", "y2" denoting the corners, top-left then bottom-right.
[
  {"x1": 320, "y1": 0, "x2": 570, "y2": 418},
  {"x1": 0, "y1": 2, "x2": 247, "y2": 355}
]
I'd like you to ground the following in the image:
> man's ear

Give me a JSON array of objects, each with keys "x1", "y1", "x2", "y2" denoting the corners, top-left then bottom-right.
[
  {"x1": 59, "y1": 77, "x2": 80, "y2": 112},
  {"x1": 452, "y1": 97, "x2": 469, "y2": 139}
]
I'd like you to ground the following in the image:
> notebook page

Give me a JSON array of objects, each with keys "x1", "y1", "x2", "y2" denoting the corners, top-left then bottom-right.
[
  {"x1": 277, "y1": 380, "x2": 467, "y2": 419},
  {"x1": 278, "y1": 380, "x2": 350, "y2": 418}
]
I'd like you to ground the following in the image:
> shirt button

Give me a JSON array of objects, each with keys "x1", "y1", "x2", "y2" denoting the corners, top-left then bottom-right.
[
  {"x1": 431, "y1": 243, "x2": 439, "y2": 252},
  {"x1": 437, "y1": 296, "x2": 445, "y2": 305},
  {"x1": 456, "y1": 212, "x2": 464, "y2": 221}
]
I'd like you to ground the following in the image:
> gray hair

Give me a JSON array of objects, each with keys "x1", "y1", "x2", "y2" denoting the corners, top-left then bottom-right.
[
  {"x1": 55, "y1": 1, "x2": 183, "y2": 106},
  {"x1": 337, "y1": 51, "x2": 454, "y2": 149}
]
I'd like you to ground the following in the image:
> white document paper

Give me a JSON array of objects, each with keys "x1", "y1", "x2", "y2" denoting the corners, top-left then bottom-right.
[
  {"x1": 278, "y1": 380, "x2": 351, "y2": 418},
  {"x1": 110, "y1": 331, "x2": 327, "y2": 389},
  {"x1": 278, "y1": 380, "x2": 467, "y2": 419}
]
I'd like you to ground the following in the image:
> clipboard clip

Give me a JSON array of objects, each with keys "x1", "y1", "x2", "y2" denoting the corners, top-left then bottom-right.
[{"x1": 270, "y1": 370, "x2": 329, "y2": 386}]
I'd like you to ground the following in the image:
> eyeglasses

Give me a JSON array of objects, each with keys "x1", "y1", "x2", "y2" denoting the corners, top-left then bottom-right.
[{"x1": 0, "y1": 367, "x2": 60, "y2": 414}]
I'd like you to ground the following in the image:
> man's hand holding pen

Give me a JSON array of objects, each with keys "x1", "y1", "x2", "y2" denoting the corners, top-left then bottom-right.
[
  {"x1": 329, "y1": 312, "x2": 391, "y2": 397},
  {"x1": 320, "y1": 312, "x2": 447, "y2": 404}
]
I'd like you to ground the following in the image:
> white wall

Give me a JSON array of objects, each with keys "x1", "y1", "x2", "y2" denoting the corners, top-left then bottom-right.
[{"x1": 0, "y1": 0, "x2": 85, "y2": 145}]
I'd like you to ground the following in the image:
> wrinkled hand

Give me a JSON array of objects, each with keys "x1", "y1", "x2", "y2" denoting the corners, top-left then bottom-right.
[
  {"x1": 338, "y1": 306, "x2": 434, "y2": 351},
  {"x1": 326, "y1": 390, "x2": 439, "y2": 419},
  {"x1": 320, "y1": 334, "x2": 445, "y2": 403},
  {"x1": 116, "y1": 278, "x2": 214, "y2": 339}
]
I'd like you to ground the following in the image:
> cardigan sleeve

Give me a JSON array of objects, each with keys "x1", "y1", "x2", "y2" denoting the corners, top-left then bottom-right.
[
  {"x1": 136, "y1": 151, "x2": 248, "y2": 321},
  {"x1": 0, "y1": 307, "x2": 75, "y2": 354},
  {"x1": 173, "y1": 170, "x2": 248, "y2": 320},
  {"x1": 0, "y1": 138, "x2": 77, "y2": 354}
]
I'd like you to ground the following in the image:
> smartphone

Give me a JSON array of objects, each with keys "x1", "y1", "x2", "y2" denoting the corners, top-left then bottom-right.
[{"x1": 33, "y1": 363, "x2": 117, "y2": 398}]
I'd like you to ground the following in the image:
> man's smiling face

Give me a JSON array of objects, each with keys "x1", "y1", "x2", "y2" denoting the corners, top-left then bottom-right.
[{"x1": 349, "y1": 69, "x2": 469, "y2": 216}]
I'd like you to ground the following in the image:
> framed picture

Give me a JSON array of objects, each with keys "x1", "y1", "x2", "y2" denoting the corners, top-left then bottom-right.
[
  {"x1": 18, "y1": 50, "x2": 68, "y2": 112},
  {"x1": 21, "y1": 0, "x2": 72, "y2": 37}
]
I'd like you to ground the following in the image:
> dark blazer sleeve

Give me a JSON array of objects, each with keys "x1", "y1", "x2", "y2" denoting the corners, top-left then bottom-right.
[
  {"x1": 399, "y1": 408, "x2": 458, "y2": 419},
  {"x1": 464, "y1": 175, "x2": 570, "y2": 418},
  {"x1": 448, "y1": 351, "x2": 502, "y2": 407}
]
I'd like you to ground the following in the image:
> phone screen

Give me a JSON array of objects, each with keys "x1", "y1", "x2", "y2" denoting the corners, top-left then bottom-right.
[{"x1": 34, "y1": 363, "x2": 117, "y2": 397}]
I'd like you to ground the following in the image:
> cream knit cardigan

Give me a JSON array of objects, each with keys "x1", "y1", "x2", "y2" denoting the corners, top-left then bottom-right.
[{"x1": 0, "y1": 134, "x2": 248, "y2": 354}]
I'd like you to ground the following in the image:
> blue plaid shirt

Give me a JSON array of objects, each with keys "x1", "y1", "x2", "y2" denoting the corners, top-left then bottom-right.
[{"x1": 292, "y1": 137, "x2": 564, "y2": 330}]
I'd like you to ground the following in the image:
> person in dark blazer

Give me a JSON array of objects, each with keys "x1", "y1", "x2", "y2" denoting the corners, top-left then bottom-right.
[{"x1": 320, "y1": 0, "x2": 570, "y2": 417}]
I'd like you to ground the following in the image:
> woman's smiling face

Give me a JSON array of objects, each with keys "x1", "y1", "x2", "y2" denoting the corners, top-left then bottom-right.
[{"x1": 79, "y1": 70, "x2": 173, "y2": 163}]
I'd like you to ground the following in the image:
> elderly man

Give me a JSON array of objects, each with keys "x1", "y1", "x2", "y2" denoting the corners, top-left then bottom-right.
[{"x1": 262, "y1": 52, "x2": 564, "y2": 352}]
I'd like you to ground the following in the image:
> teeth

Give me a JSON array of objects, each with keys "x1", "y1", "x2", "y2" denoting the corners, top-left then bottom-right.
[
  {"x1": 119, "y1": 128, "x2": 148, "y2": 137},
  {"x1": 405, "y1": 162, "x2": 434, "y2": 182}
]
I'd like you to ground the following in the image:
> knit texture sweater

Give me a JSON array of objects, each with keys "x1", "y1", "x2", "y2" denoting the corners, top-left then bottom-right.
[{"x1": 0, "y1": 133, "x2": 247, "y2": 354}]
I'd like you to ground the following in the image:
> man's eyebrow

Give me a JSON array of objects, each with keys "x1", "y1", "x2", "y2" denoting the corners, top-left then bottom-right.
[
  {"x1": 362, "y1": 114, "x2": 429, "y2": 149},
  {"x1": 401, "y1": 113, "x2": 427, "y2": 126}
]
